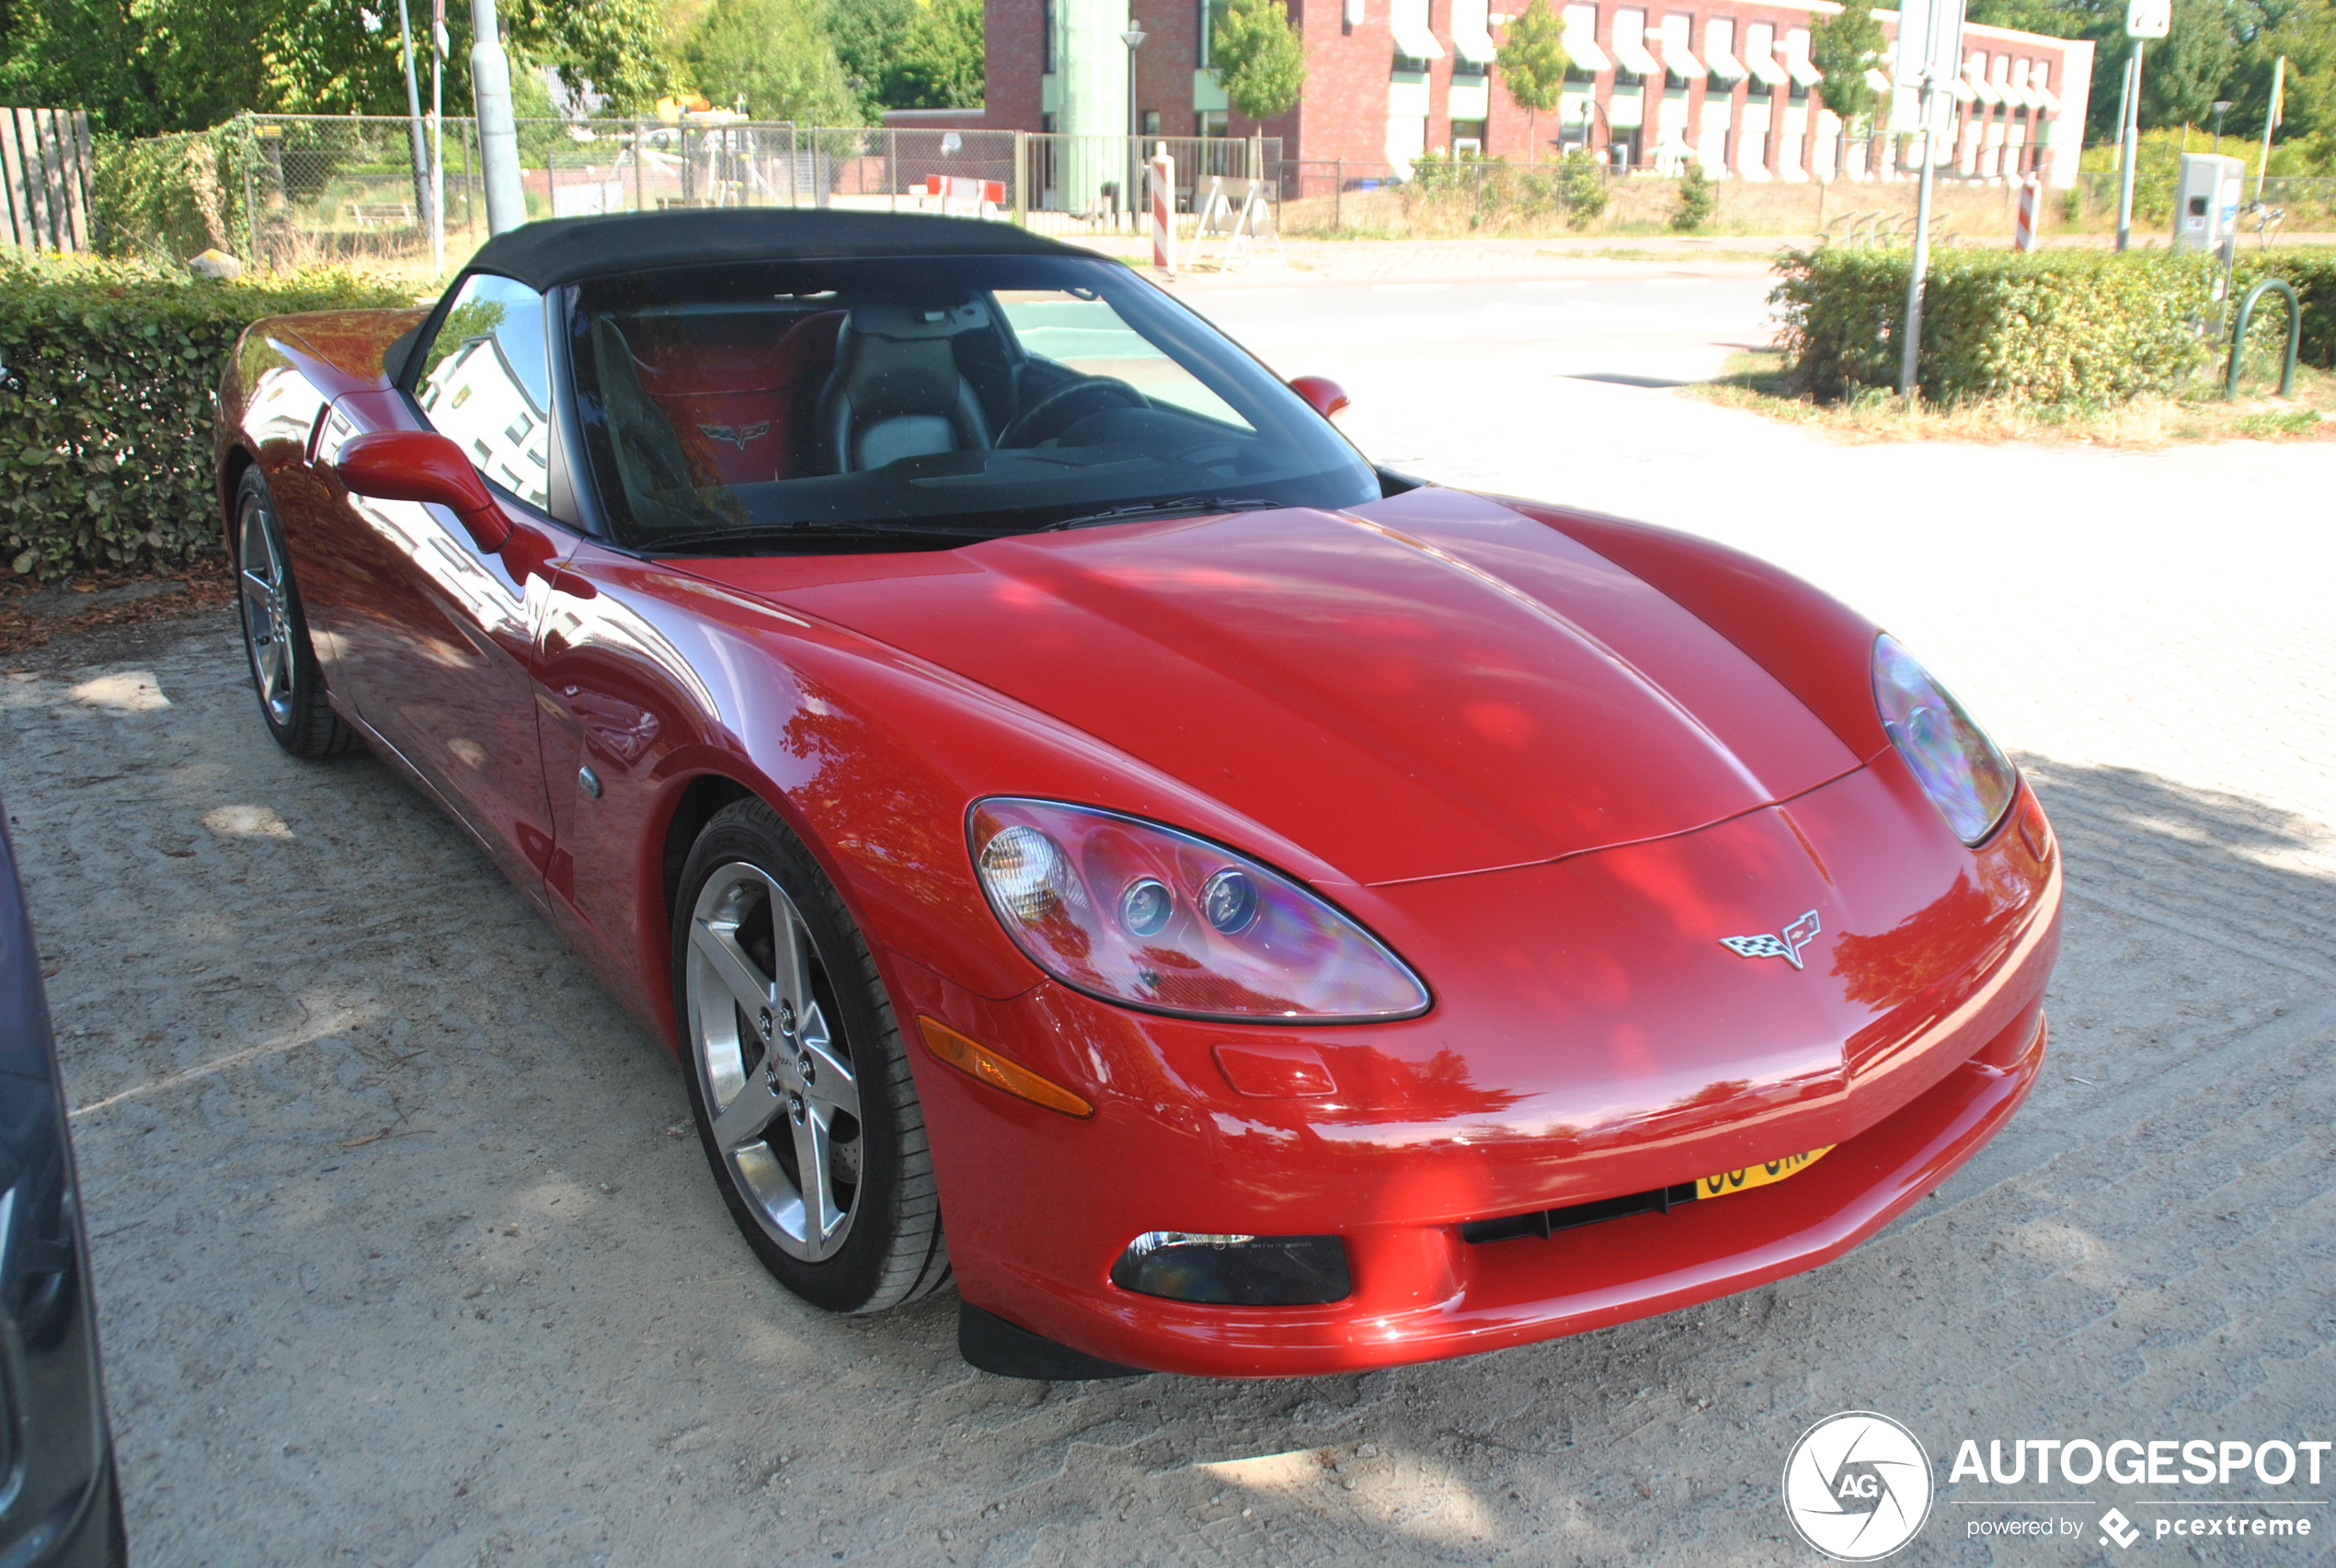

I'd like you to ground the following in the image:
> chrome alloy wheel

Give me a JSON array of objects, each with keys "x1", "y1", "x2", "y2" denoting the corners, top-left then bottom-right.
[
  {"x1": 685, "y1": 862, "x2": 864, "y2": 1262},
  {"x1": 236, "y1": 490, "x2": 297, "y2": 728}
]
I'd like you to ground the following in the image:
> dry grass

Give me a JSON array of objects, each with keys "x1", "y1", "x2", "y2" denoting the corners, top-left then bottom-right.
[
  {"x1": 1689, "y1": 348, "x2": 2336, "y2": 448},
  {"x1": 1280, "y1": 176, "x2": 2038, "y2": 242}
]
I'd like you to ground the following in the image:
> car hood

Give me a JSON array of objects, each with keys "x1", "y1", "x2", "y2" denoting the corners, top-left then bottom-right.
[{"x1": 695, "y1": 488, "x2": 1859, "y2": 884}]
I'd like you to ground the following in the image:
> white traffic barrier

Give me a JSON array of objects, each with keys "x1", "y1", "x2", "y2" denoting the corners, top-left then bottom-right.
[
  {"x1": 1149, "y1": 143, "x2": 1176, "y2": 275},
  {"x1": 2014, "y1": 173, "x2": 2043, "y2": 252}
]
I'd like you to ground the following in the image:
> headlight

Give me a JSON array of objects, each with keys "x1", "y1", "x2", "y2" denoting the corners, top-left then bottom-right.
[
  {"x1": 968, "y1": 798, "x2": 1429, "y2": 1021},
  {"x1": 1872, "y1": 634, "x2": 2017, "y2": 844}
]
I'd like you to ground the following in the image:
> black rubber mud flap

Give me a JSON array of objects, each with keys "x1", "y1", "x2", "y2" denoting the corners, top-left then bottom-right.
[{"x1": 957, "y1": 1301, "x2": 1151, "y2": 1381}]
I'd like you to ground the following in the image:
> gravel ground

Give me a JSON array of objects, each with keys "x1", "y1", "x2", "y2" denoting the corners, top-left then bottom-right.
[{"x1": 6, "y1": 286, "x2": 2334, "y2": 1566}]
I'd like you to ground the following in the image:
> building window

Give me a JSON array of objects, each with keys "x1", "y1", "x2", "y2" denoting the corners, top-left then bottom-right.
[
  {"x1": 1198, "y1": 109, "x2": 1229, "y2": 138},
  {"x1": 1197, "y1": 0, "x2": 1231, "y2": 67},
  {"x1": 1043, "y1": 0, "x2": 1057, "y2": 74},
  {"x1": 1142, "y1": 110, "x2": 1162, "y2": 136},
  {"x1": 1453, "y1": 120, "x2": 1488, "y2": 153},
  {"x1": 1391, "y1": 0, "x2": 1437, "y2": 71}
]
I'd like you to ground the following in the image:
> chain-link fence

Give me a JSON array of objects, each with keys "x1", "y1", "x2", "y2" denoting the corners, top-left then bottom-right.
[{"x1": 84, "y1": 114, "x2": 1283, "y2": 273}]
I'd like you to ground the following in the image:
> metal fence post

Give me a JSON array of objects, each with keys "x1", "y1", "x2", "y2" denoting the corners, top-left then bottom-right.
[
  {"x1": 1334, "y1": 158, "x2": 1344, "y2": 230},
  {"x1": 1013, "y1": 130, "x2": 1028, "y2": 227}
]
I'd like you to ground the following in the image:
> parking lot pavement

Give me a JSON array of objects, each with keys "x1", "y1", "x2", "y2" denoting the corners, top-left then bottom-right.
[{"x1": 6, "y1": 292, "x2": 2334, "y2": 1565}]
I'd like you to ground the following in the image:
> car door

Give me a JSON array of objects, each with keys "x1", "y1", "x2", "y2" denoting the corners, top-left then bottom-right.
[{"x1": 314, "y1": 274, "x2": 570, "y2": 898}]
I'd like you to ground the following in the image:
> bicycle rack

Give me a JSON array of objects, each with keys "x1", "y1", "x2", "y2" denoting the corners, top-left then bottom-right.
[{"x1": 2225, "y1": 278, "x2": 2300, "y2": 400}]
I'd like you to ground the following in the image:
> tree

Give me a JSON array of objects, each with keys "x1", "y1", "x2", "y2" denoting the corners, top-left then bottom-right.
[
  {"x1": 1808, "y1": 3, "x2": 1884, "y2": 174},
  {"x1": 2141, "y1": 0, "x2": 2242, "y2": 123},
  {"x1": 830, "y1": 0, "x2": 917, "y2": 113},
  {"x1": 1209, "y1": 0, "x2": 1306, "y2": 121},
  {"x1": 683, "y1": 0, "x2": 857, "y2": 121},
  {"x1": 830, "y1": 0, "x2": 981, "y2": 116},
  {"x1": 0, "y1": 0, "x2": 665, "y2": 134},
  {"x1": 1495, "y1": 0, "x2": 1568, "y2": 160},
  {"x1": 1669, "y1": 159, "x2": 1714, "y2": 229},
  {"x1": 889, "y1": 0, "x2": 982, "y2": 109}
]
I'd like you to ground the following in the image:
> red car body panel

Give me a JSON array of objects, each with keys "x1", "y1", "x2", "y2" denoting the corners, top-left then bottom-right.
[{"x1": 215, "y1": 302, "x2": 2059, "y2": 1378}]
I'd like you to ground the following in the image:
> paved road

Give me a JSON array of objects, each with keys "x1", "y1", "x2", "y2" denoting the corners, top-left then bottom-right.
[
  {"x1": 1185, "y1": 273, "x2": 1780, "y2": 394},
  {"x1": 6, "y1": 281, "x2": 2334, "y2": 1567}
]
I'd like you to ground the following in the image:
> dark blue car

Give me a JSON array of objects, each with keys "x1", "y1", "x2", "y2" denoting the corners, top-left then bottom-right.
[{"x1": 0, "y1": 807, "x2": 124, "y2": 1567}]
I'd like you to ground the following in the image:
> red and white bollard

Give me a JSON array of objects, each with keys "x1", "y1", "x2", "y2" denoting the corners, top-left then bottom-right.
[
  {"x1": 2013, "y1": 173, "x2": 2043, "y2": 253},
  {"x1": 1149, "y1": 143, "x2": 1176, "y2": 276}
]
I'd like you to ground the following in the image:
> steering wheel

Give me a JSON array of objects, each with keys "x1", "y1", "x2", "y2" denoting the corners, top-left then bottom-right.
[{"x1": 997, "y1": 377, "x2": 1147, "y2": 448}]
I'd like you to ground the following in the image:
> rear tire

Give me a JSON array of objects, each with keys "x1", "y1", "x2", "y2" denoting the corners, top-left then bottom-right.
[
  {"x1": 672, "y1": 797, "x2": 950, "y2": 1313},
  {"x1": 234, "y1": 466, "x2": 352, "y2": 759}
]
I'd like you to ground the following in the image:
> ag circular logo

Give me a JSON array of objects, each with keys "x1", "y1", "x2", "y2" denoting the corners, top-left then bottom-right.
[{"x1": 1781, "y1": 1411, "x2": 1934, "y2": 1560}]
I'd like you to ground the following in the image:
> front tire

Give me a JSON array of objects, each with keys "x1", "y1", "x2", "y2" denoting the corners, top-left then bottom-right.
[
  {"x1": 672, "y1": 798, "x2": 950, "y2": 1313},
  {"x1": 234, "y1": 467, "x2": 352, "y2": 759}
]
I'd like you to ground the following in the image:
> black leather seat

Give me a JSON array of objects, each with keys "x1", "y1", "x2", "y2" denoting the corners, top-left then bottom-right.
[{"x1": 817, "y1": 303, "x2": 993, "y2": 473}]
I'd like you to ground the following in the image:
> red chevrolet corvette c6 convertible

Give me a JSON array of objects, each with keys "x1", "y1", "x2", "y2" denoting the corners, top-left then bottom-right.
[{"x1": 214, "y1": 210, "x2": 2059, "y2": 1379}]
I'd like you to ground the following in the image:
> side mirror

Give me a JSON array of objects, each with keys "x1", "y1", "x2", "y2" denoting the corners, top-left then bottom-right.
[
  {"x1": 1288, "y1": 375, "x2": 1351, "y2": 421},
  {"x1": 335, "y1": 429, "x2": 512, "y2": 552}
]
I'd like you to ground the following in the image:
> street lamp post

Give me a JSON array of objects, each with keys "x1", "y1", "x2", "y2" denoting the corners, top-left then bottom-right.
[
  {"x1": 470, "y1": 0, "x2": 525, "y2": 234},
  {"x1": 2211, "y1": 98, "x2": 2232, "y2": 152},
  {"x1": 1122, "y1": 27, "x2": 1148, "y2": 232}
]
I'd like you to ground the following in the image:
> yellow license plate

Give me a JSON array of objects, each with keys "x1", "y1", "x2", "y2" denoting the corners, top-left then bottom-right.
[{"x1": 1696, "y1": 1146, "x2": 1834, "y2": 1201}]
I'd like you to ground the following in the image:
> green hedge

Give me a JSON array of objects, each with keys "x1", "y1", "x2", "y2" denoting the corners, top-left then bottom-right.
[
  {"x1": 1772, "y1": 247, "x2": 2230, "y2": 406},
  {"x1": 2237, "y1": 249, "x2": 2336, "y2": 371},
  {"x1": 0, "y1": 255, "x2": 413, "y2": 578}
]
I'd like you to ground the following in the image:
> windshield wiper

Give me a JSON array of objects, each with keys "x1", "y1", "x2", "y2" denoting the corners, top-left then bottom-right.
[
  {"x1": 641, "y1": 521, "x2": 994, "y2": 555},
  {"x1": 1042, "y1": 496, "x2": 1282, "y2": 532}
]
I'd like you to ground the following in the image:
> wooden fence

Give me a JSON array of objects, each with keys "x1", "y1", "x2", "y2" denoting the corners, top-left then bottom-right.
[{"x1": 2, "y1": 108, "x2": 97, "y2": 252}]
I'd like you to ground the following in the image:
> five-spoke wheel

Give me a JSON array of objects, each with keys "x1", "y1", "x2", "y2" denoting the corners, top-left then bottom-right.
[
  {"x1": 687, "y1": 862, "x2": 865, "y2": 1261},
  {"x1": 233, "y1": 467, "x2": 351, "y2": 758},
  {"x1": 672, "y1": 798, "x2": 951, "y2": 1312}
]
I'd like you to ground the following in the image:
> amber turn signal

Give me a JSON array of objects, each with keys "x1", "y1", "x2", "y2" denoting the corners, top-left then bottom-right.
[{"x1": 918, "y1": 1017, "x2": 1094, "y2": 1118}]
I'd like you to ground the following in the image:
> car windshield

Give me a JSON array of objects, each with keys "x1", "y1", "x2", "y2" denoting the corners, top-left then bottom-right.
[{"x1": 564, "y1": 253, "x2": 1380, "y2": 552}]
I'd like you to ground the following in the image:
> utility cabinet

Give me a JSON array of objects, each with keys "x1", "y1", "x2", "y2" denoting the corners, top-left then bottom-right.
[{"x1": 2172, "y1": 153, "x2": 2246, "y2": 252}]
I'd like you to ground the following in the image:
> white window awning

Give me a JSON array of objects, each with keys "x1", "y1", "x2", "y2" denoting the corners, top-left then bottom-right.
[
  {"x1": 1614, "y1": 36, "x2": 1665, "y2": 76},
  {"x1": 1951, "y1": 76, "x2": 1978, "y2": 102},
  {"x1": 2029, "y1": 81, "x2": 2060, "y2": 111},
  {"x1": 1965, "y1": 69, "x2": 2002, "y2": 106},
  {"x1": 1706, "y1": 45, "x2": 1747, "y2": 81},
  {"x1": 1563, "y1": 21, "x2": 1611, "y2": 72},
  {"x1": 1391, "y1": 18, "x2": 1446, "y2": 61},
  {"x1": 1744, "y1": 49, "x2": 1787, "y2": 87},
  {"x1": 1453, "y1": 22, "x2": 1498, "y2": 64},
  {"x1": 1864, "y1": 67, "x2": 1893, "y2": 93},
  {"x1": 1662, "y1": 40, "x2": 1710, "y2": 78},
  {"x1": 1785, "y1": 55, "x2": 1824, "y2": 88}
]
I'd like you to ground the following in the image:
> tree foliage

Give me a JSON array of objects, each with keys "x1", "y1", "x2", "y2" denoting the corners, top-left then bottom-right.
[
  {"x1": 0, "y1": 0, "x2": 665, "y2": 134},
  {"x1": 682, "y1": 0, "x2": 858, "y2": 121},
  {"x1": 1808, "y1": 6, "x2": 1884, "y2": 127},
  {"x1": 1809, "y1": 4, "x2": 1883, "y2": 175},
  {"x1": 1495, "y1": 0, "x2": 1568, "y2": 155},
  {"x1": 830, "y1": 0, "x2": 982, "y2": 116},
  {"x1": 1209, "y1": 0, "x2": 1306, "y2": 121}
]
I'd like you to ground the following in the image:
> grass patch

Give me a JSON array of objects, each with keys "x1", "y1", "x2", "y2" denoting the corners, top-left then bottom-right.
[{"x1": 1692, "y1": 348, "x2": 2336, "y2": 447}]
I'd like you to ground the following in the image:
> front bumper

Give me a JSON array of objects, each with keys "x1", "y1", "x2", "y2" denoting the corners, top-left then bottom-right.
[{"x1": 896, "y1": 766, "x2": 2061, "y2": 1379}]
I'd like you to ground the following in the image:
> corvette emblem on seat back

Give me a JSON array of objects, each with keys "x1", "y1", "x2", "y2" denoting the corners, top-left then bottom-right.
[
  {"x1": 698, "y1": 421, "x2": 772, "y2": 451},
  {"x1": 1720, "y1": 910, "x2": 1822, "y2": 970}
]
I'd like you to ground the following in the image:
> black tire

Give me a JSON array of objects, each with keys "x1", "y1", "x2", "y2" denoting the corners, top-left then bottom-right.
[
  {"x1": 671, "y1": 797, "x2": 950, "y2": 1313},
  {"x1": 234, "y1": 465, "x2": 353, "y2": 759}
]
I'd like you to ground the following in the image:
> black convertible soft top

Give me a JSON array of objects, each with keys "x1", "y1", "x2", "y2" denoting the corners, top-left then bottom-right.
[{"x1": 464, "y1": 208, "x2": 1080, "y2": 291}]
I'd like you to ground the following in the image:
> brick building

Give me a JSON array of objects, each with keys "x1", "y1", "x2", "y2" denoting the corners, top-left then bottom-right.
[{"x1": 980, "y1": 1, "x2": 2093, "y2": 189}]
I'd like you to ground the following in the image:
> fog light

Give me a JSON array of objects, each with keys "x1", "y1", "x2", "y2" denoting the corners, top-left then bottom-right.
[{"x1": 1109, "y1": 1231, "x2": 1351, "y2": 1305}]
